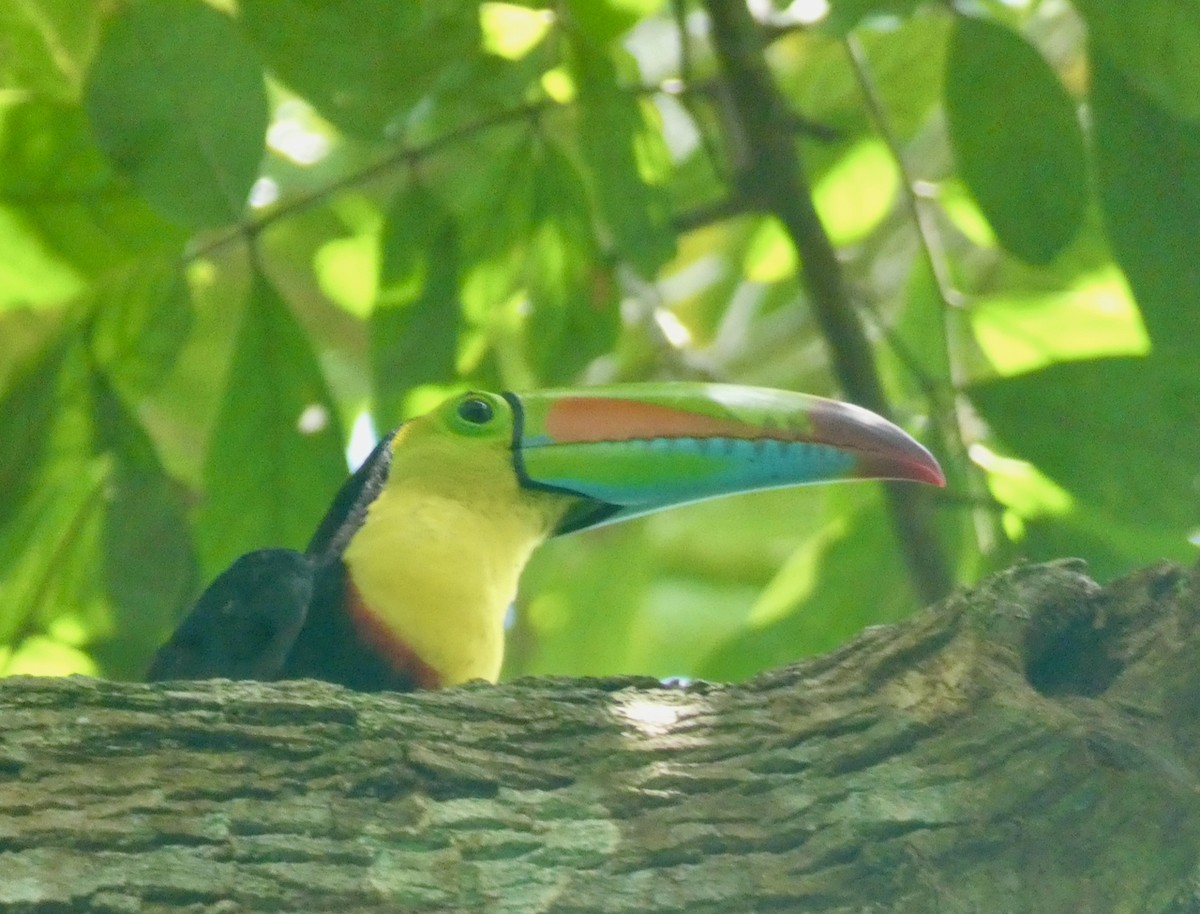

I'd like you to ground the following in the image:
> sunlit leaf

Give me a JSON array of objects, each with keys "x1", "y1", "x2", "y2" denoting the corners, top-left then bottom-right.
[
  {"x1": 813, "y1": 138, "x2": 899, "y2": 245},
  {"x1": 1090, "y1": 53, "x2": 1200, "y2": 354},
  {"x1": 969, "y1": 267, "x2": 1150, "y2": 377},
  {"x1": 743, "y1": 217, "x2": 797, "y2": 284},
  {"x1": 0, "y1": 206, "x2": 85, "y2": 309},
  {"x1": 240, "y1": 0, "x2": 480, "y2": 138},
  {"x1": 195, "y1": 271, "x2": 346, "y2": 574},
  {"x1": 541, "y1": 66, "x2": 576, "y2": 103},
  {"x1": 480, "y1": 3, "x2": 553, "y2": 60},
  {"x1": 938, "y1": 178, "x2": 997, "y2": 248},
  {"x1": 1, "y1": 635, "x2": 98, "y2": 677},
  {"x1": 944, "y1": 16, "x2": 1087, "y2": 264},
  {"x1": 1074, "y1": 0, "x2": 1200, "y2": 121},
  {"x1": 315, "y1": 233, "x2": 379, "y2": 318},
  {"x1": 85, "y1": 0, "x2": 268, "y2": 228},
  {"x1": 969, "y1": 443, "x2": 1073, "y2": 541}
]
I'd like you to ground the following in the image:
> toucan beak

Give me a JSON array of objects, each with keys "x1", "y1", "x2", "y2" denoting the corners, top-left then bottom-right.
[{"x1": 504, "y1": 383, "x2": 944, "y2": 535}]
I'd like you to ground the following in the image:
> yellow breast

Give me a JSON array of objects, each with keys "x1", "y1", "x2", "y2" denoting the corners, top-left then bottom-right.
[{"x1": 341, "y1": 472, "x2": 563, "y2": 686}]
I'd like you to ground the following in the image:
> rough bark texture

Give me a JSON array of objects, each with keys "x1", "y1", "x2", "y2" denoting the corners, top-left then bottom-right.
[{"x1": 2, "y1": 560, "x2": 1199, "y2": 913}]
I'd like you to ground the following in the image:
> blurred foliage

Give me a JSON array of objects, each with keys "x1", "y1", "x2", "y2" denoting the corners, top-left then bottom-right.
[{"x1": 0, "y1": 0, "x2": 1196, "y2": 684}]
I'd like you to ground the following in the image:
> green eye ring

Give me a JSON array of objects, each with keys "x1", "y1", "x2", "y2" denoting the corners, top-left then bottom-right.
[{"x1": 443, "y1": 391, "x2": 508, "y2": 438}]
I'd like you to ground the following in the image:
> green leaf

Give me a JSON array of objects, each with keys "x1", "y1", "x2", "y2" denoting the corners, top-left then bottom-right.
[
  {"x1": 1090, "y1": 53, "x2": 1200, "y2": 354},
  {"x1": 970, "y1": 354, "x2": 1200, "y2": 556},
  {"x1": 1019, "y1": 501, "x2": 1195, "y2": 584},
  {"x1": 0, "y1": 0, "x2": 101, "y2": 98},
  {"x1": 1073, "y1": 0, "x2": 1200, "y2": 122},
  {"x1": 84, "y1": 0, "x2": 268, "y2": 228},
  {"x1": 195, "y1": 271, "x2": 346, "y2": 574},
  {"x1": 812, "y1": 138, "x2": 899, "y2": 245},
  {"x1": 0, "y1": 339, "x2": 69, "y2": 532},
  {"x1": 969, "y1": 267, "x2": 1150, "y2": 377},
  {"x1": 480, "y1": 3, "x2": 553, "y2": 60},
  {"x1": 563, "y1": 0, "x2": 664, "y2": 45},
  {"x1": 89, "y1": 257, "x2": 192, "y2": 401},
  {"x1": 239, "y1": 0, "x2": 480, "y2": 138},
  {"x1": 91, "y1": 380, "x2": 197, "y2": 676},
  {"x1": 0, "y1": 204, "x2": 86, "y2": 310},
  {"x1": 0, "y1": 99, "x2": 184, "y2": 285},
  {"x1": 0, "y1": 456, "x2": 109, "y2": 647},
  {"x1": 372, "y1": 184, "x2": 462, "y2": 423},
  {"x1": 0, "y1": 342, "x2": 111, "y2": 655},
  {"x1": 944, "y1": 16, "x2": 1087, "y2": 264},
  {"x1": 885, "y1": 258, "x2": 950, "y2": 395},
  {"x1": 823, "y1": 0, "x2": 924, "y2": 35},
  {"x1": 572, "y1": 43, "x2": 674, "y2": 277},
  {"x1": 525, "y1": 141, "x2": 618, "y2": 382}
]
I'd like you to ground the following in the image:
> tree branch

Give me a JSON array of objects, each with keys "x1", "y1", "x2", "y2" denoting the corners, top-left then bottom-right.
[
  {"x1": 2, "y1": 561, "x2": 1199, "y2": 912},
  {"x1": 185, "y1": 100, "x2": 554, "y2": 264},
  {"x1": 702, "y1": 0, "x2": 952, "y2": 604}
]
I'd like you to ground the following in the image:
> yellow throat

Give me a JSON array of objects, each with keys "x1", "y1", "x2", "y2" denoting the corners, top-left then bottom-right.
[{"x1": 341, "y1": 418, "x2": 569, "y2": 687}]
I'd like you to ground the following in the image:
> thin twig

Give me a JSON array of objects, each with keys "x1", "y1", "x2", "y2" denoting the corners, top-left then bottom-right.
[
  {"x1": 670, "y1": 0, "x2": 732, "y2": 185},
  {"x1": 672, "y1": 194, "x2": 754, "y2": 233},
  {"x1": 186, "y1": 100, "x2": 555, "y2": 263}
]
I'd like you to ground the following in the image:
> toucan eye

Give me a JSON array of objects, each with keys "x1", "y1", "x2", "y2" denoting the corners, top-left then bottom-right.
[{"x1": 457, "y1": 397, "x2": 494, "y2": 425}]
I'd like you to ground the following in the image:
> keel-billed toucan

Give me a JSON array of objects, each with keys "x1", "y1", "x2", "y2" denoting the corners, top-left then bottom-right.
[{"x1": 148, "y1": 384, "x2": 943, "y2": 691}]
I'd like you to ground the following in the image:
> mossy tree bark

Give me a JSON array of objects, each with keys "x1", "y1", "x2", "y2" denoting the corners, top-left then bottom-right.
[{"x1": 2, "y1": 560, "x2": 1198, "y2": 913}]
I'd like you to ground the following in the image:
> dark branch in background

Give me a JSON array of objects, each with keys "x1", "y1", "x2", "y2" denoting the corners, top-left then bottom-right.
[
  {"x1": 844, "y1": 35, "x2": 1001, "y2": 558},
  {"x1": 671, "y1": 194, "x2": 752, "y2": 233},
  {"x1": 702, "y1": 0, "x2": 952, "y2": 604}
]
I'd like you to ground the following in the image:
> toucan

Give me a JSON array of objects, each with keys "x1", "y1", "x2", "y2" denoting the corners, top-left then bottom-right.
[{"x1": 148, "y1": 383, "x2": 944, "y2": 691}]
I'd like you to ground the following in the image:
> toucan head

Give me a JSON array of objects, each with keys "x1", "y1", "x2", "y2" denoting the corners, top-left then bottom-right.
[{"x1": 384, "y1": 383, "x2": 944, "y2": 539}]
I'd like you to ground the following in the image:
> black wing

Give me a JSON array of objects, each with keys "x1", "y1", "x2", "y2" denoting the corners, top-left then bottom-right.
[{"x1": 147, "y1": 548, "x2": 315, "y2": 682}]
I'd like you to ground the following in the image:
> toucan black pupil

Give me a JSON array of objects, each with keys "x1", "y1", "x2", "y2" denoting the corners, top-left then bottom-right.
[{"x1": 458, "y1": 397, "x2": 494, "y2": 424}]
